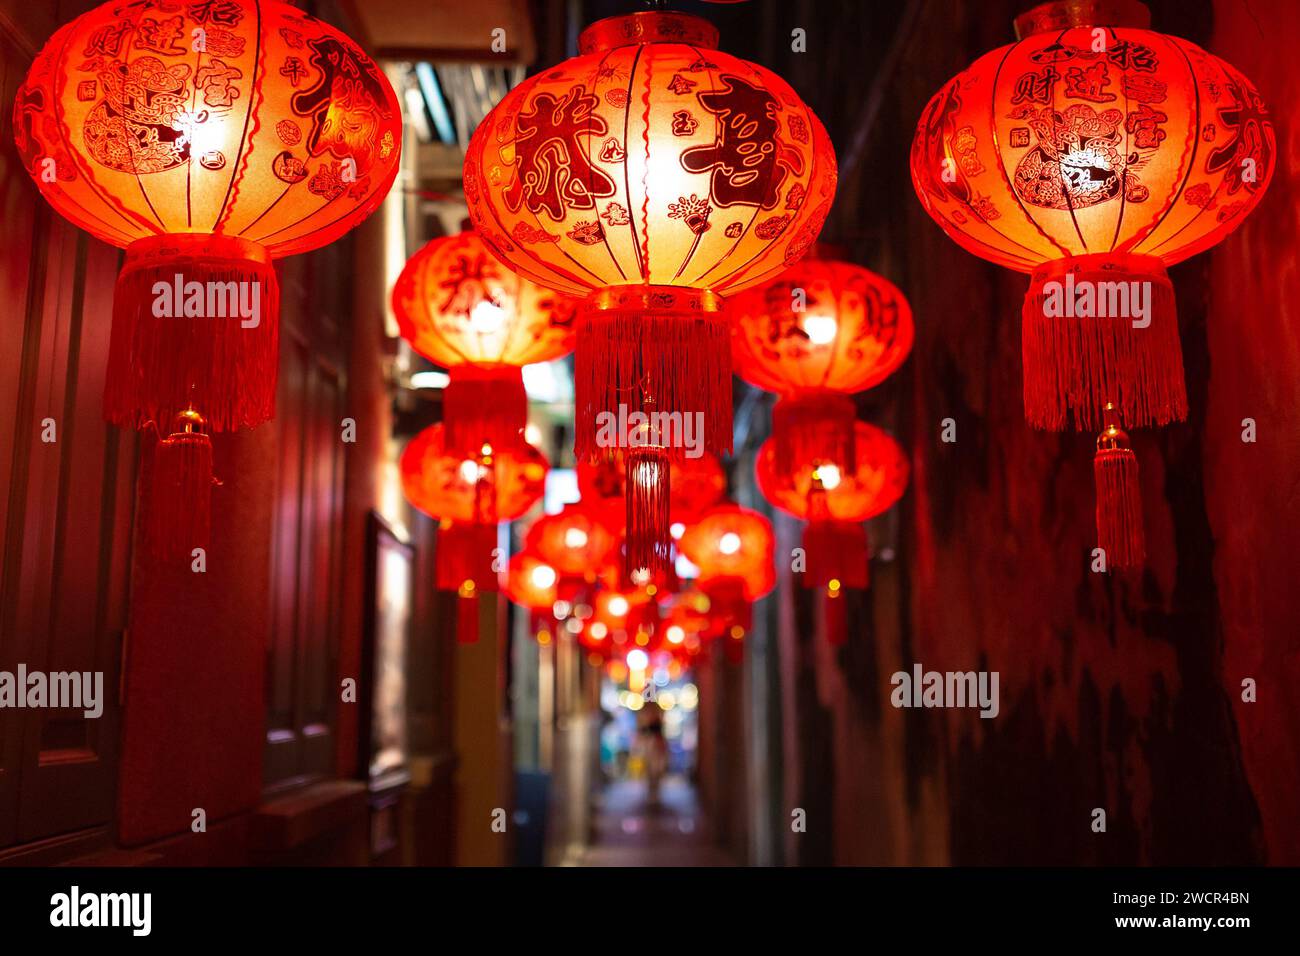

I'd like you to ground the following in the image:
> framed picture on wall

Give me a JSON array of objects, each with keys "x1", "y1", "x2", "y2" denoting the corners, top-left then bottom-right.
[{"x1": 360, "y1": 511, "x2": 414, "y2": 855}]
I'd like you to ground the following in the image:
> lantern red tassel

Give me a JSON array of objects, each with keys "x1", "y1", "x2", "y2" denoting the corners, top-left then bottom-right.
[
  {"x1": 802, "y1": 519, "x2": 870, "y2": 590},
  {"x1": 144, "y1": 410, "x2": 214, "y2": 562},
  {"x1": 1094, "y1": 404, "x2": 1145, "y2": 570},
  {"x1": 625, "y1": 447, "x2": 672, "y2": 584},
  {"x1": 1021, "y1": 253, "x2": 1185, "y2": 432},
  {"x1": 455, "y1": 593, "x2": 481, "y2": 645},
  {"x1": 443, "y1": 364, "x2": 528, "y2": 455},
  {"x1": 105, "y1": 235, "x2": 279, "y2": 434},
  {"x1": 824, "y1": 587, "x2": 849, "y2": 647},
  {"x1": 435, "y1": 521, "x2": 499, "y2": 593},
  {"x1": 772, "y1": 391, "x2": 858, "y2": 471},
  {"x1": 575, "y1": 286, "x2": 731, "y2": 461}
]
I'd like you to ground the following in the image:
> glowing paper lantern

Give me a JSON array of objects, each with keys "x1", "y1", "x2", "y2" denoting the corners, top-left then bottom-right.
[
  {"x1": 465, "y1": 9, "x2": 836, "y2": 579},
  {"x1": 524, "y1": 503, "x2": 618, "y2": 580},
  {"x1": 14, "y1": 0, "x2": 401, "y2": 558},
  {"x1": 730, "y1": 246, "x2": 913, "y2": 468},
  {"x1": 399, "y1": 422, "x2": 546, "y2": 598},
  {"x1": 910, "y1": 0, "x2": 1275, "y2": 566},
  {"x1": 679, "y1": 503, "x2": 774, "y2": 590},
  {"x1": 757, "y1": 420, "x2": 909, "y2": 598},
  {"x1": 392, "y1": 229, "x2": 577, "y2": 454}
]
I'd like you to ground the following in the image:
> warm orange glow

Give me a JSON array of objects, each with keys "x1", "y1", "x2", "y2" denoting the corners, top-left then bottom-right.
[
  {"x1": 392, "y1": 230, "x2": 577, "y2": 367},
  {"x1": 524, "y1": 504, "x2": 617, "y2": 576},
  {"x1": 15, "y1": 0, "x2": 402, "y2": 256},
  {"x1": 730, "y1": 251, "x2": 913, "y2": 394},
  {"x1": 757, "y1": 421, "x2": 909, "y2": 522},
  {"x1": 679, "y1": 504, "x2": 775, "y2": 590},
  {"x1": 504, "y1": 549, "x2": 560, "y2": 610},
  {"x1": 463, "y1": 11, "x2": 836, "y2": 298},
  {"x1": 910, "y1": 18, "x2": 1275, "y2": 272},
  {"x1": 399, "y1": 423, "x2": 546, "y2": 522}
]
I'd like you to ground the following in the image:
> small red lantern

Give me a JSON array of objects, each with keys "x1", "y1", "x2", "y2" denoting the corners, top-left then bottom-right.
[
  {"x1": 679, "y1": 504, "x2": 775, "y2": 643},
  {"x1": 756, "y1": 420, "x2": 909, "y2": 592},
  {"x1": 465, "y1": 9, "x2": 837, "y2": 580},
  {"x1": 399, "y1": 422, "x2": 547, "y2": 642},
  {"x1": 15, "y1": 0, "x2": 402, "y2": 559},
  {"x1": 392, "y1": 229, "x2": 577, "y2": 454},
  {"x1": 730, "y1": 247, "x2": 913, "y2": 469},
  {"x1": 910, "y1": 0, "x2": 1275, "y2": 566},
  {"x1": 524, "y1": 504, "x2": 618, "y2": 580}
]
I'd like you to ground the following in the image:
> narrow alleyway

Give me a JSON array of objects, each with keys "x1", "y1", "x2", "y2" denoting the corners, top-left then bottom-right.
[{"x1": 575, "y1": 775, "x2": 734, "y2": 867}]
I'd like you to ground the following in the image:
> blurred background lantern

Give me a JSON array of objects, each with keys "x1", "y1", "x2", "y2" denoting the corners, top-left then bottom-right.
[
  {"x1": 680, "y1": 503, "x2": 775, "y2": 653},
  {"x1": 524, "y1": 503, "x2": 618, "y2": 582},
  {"x1": 392, "y1": 228, "x2": 577, "y2": 454},
  {"x1": 910, "y1": 0, "x2": 1275, "y2": 566},
  {"x1": 13, "y1": 0, "x2": 402, "y2": 559},
  {"x1": 756, "y1": 420, "x2": 909, "y2": 593},
  {"x1": 400, "y1": 422, "x2": 546, "y2": 641},
  {"x1": 464, "y1": 8, "x2": 836, "y2": 581},
  {"x1": 730, "y1": 246, "x2": 913, "y2": 469}
]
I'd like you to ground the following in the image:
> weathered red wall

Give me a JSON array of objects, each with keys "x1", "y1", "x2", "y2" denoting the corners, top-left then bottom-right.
[{"x1": 766, "y1": 0, "x2": 1298, "y2": 865}]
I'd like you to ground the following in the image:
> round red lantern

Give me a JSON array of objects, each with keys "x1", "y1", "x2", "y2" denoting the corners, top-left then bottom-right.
[
  {"x1": 392, "y1": 229, "x2": 577, "y2": 454},
  {"x1": 399, "y1": 422, "x2": 546, "y2": 604},
  {"x1": 14, "y1": 0, "x2": 402, "y2": 559},
  {"x1": 503, "y1": 549, "x2": 560, "y2": 611},
  {"x1": 910, "y1": 0, "x2": 1275, "y2": 566},
  {"x1": 757, "y1": 420, "x2": 909, "y2": 592},
  {"x1": 679, "y1": 503, "x2": 775, "y2": 590},
  {"x1": 524, "y1": 503, "x2": 618, "y2": 580},
  {"x1": 464, "y1": 9, "x2": 836, "y2": 580},
  {"x1": 730, "y1": 246, "x2": 913, "y2": 468}
]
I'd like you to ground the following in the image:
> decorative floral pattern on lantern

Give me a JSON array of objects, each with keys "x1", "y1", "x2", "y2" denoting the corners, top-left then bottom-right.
[
  {"x1": 524, "y1": 504, "x2": 618, "y2": 579},
  {"x1": 909, "y1": 0, "x2": 1275, "y2": 568},
  {"x1": 730, "y1": 247, "x2": 913, "y2": 468},
  {"x1": 464, "y1": 9, "x2": 836, "y2": 582},
  {"x1": 14, "y1": 0, "x2": 402, "y2": 561},
  {"x1": 392, "y1": 229, "x2": 577, "y2": 453},
  {"x1": 757, "y1": 421, "x2": 909, "y2": 594}
]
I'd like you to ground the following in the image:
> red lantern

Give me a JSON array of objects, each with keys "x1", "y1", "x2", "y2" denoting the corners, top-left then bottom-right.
[
  {"x1": 400, "y1": 422, "x2": 546, "y2": 617},
  {"x1": 392, "y1": 229, "x2": 577, "y2": 454},
  {"x1": 756, "y1": 420, "x2": 909, "y2": 592},
  {"x1": 15, "y1": 0, "x2": 402, "y2": 558},
  {"x1": 910, "y1": 0, "x2": 1275, "y2": 566},
  {"x1": 524, "y1": 504, "x2": 618, "y2": 580},
  {"x1": 465, "y1": 9, "x2": 836, "y2": 580},
  {"x1": 730, "y1": 246, "x2": 913, "y2": 468},
  {"x1": 679, "y1": 503, "x2": 775, "y2": 636},
  {"x1": 503, "y1": 549, "x2": 559, "y2": 611}
]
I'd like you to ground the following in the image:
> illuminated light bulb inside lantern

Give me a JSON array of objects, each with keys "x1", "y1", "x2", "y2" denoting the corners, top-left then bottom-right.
[
  {"x1": 530, "y1": 563, "x2": 557, "y2": 590},
  {"x1": 469, "y1": 300, "x2": 507, "y2": 336},
  {"x1": 552, "y1": 600, "x2": 572, "y2": 620},
  {"x1": 626, "y1": 649, "x2": 649, "y2": 672},
  {"x1": 634, "y1": 630, "x2": 650, "y2": 647},
  {"x1": 608, "y1": 596, "x2": 630, "y2": 617},
  {"x1": 670, "y1": 522, "x2": 686, "y2": 541},
  {"x1": 666, "y1": 625, "x2": 685, "y2": 645},
  {"x1": 480, "y1": 442, "x2": 494, "y2": 459},
  {"x1": 524, "y1": 422, "x2": 542, "y2": 446},
  {"x1": 565, "y1": 618, "x2": 583, "y2": 634},
  {"x1": 589, "y1": 622, "x2": 608, "y2": 641},
  {"x1": 803, "y1": 314, "x2": 839, "y2": 346},
  {"x1": 827, "y1": 579, "x2": 842, "y2": 599},
  {"x1": 564, "y1": 527, "x2": 589, "y2": 549},
  {"x1": 459, "y1": 580, "x2": 476, "y2": 598},
  {"x1": 645, "y1": 584, "x2": 657, "y2": 597},
  {"x1": 730, "y1": 625, "x2": 746, "y2": 640},
  {"x1": 719, "y1": 532, "x2": 742, "y2": 556},
  {"x1": 458, "y1": 458, "x2": 483, "y2": 483},
  {"x1": 813, "y1": 464, "x2": 842, "y2": 490}
]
